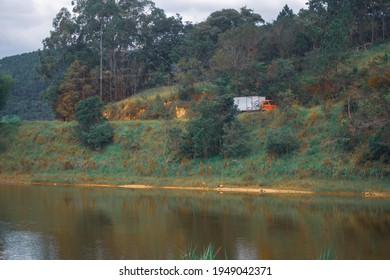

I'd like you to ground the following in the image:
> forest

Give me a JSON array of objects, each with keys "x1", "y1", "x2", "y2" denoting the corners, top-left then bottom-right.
[
  {"x1": 36, "y1": 0, "x2": 390, "y2": 109},
  {"x1": 0, "y1": 0, "x2": 389, "y2": 169}
]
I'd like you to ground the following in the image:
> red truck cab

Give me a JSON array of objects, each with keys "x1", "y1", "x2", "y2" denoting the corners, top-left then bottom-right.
[{"x1": 261, "y1": 100, "x2": 277, "y2": 111}]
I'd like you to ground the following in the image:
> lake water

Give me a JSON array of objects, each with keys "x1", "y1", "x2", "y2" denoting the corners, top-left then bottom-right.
[{"x1": 0, "y1": 184, "x2": 389, "y2": 260}]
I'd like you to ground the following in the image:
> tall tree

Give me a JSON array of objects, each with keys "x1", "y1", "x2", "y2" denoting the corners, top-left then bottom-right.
[
  {"x1": 210, "y1": 24, "x2": 263, "y2": 94},
  {"x1": 181, "y1": 95, "x2": 238, "y2": 158},
  {"x1": 319, "y1": 1, "x2": 353, "y2": 72},
  {"x1": 55, "y1": 60, "x2": 95, "y2": 121},
  {"x1": 39, "y1": 8, "x2": 78, "y2": 80},
  {"x1": 270, "y1": 5, "x2": 298, "y2": 59}
]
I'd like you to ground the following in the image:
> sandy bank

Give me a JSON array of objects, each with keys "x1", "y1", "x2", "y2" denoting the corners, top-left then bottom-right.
[{"x1": 1, "y1": 177, "x2": 389, "y2": 198}]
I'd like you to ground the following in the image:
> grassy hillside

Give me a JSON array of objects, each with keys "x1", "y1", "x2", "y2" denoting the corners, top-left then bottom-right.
[
  {"x1": 0, "y1": 42, "x2": 389, "y2": 191},
  {"x1": 0, "y1": 106, "x2": 389, "y2": 191}
]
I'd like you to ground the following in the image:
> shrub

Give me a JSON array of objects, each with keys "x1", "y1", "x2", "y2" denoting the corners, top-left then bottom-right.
[
  {"x1": 75, "y1": 96, "x2": 105, "y2": 130},
  {"x1": 265, "y1": 128, "x2": 298, "y2": 155},
  {"x1": 221, "y1": 119, "x2": 251, "y2": 158},
  {"x1": 368, "y1": 125, "x2": 390, "y2": 163},
  {"x1": 80, "y1": 122, "x2": 114, "y2": 150},
  {"x1": 178, "y1": 84, "x2": 194, "y2": 101},
  {"x1": 141, "y1": 95, "x2": 172, "y2": 119},
  {"x1": 180, "y1": 95, "x2": 238, "y2": 158},
  {"x1": 75, "y1": 96, "x2": 114, "y2": 150}
]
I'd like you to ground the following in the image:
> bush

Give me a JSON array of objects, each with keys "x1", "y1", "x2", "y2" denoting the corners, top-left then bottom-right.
[
  {"x1": 75, "y1": 96, "x2": 114, "y2": 150},
  {"x1": 221, "y1": 119, "x2": 251, "y2": 158},
  {"x1": 141, "y1": 95, "x2": 172, "y2": 119},
  {"x1": 79, "y1": 122, "x2": 114, "y2": 150},
  {"x1": 265, "y1": 128, "x2": 298, "y2": 155},
  {"x1": 75, "y1": 96, "x2": 105, "y2": 130},
  {"x1": 368, "y1": 125, "x2": 390, "y2": 163},
  {"x1": 178, "y1": 84, "x2": 194, "y2": 101},
  {"x1": 180, "y1": 95, "x2": 238, "y2": 158}
]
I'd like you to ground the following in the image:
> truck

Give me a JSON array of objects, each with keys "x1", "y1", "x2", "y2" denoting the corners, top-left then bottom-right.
[{"x1": 233, "y1": 96, "x2": 276, "y2": 112}]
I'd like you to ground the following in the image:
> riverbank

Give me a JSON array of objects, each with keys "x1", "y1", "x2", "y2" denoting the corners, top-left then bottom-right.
[
  {"x1": 1, "y1": 174, "x2": 389, "y2": 198},
  {"x1": 0, "y1": 116, "x2": 389, "y2": 196}
]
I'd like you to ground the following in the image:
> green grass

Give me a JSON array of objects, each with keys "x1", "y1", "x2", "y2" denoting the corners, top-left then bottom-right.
[
  {"x1": 180, "y1": 244, "x2": 220, "y2": 260},
  {"x1": 344, "y1": 40, "x2": 390, "y2": 71},
  {"x1": 0, "y1": 105, "x2": 389, "y2": 192},
  {"x1": 317, "y1": 246, "x2": 337, "y2": 260},
  {"x1": 2, "y1": 44, "x2": 390, "y2": 190}
]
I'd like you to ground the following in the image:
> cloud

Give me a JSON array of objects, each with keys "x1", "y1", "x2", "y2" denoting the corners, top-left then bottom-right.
[
  {"x1": 154, "y1": 0, "x2": 307, "y2": 23},
  {"x1": 0, "y1": 0, "x2": 72, "y2": 58}
]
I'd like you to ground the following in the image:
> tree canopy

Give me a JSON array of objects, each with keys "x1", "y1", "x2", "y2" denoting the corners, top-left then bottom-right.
[
  {"x1": 0, "y1": 0, "x2": 385, "y2": 121},
  {"x1": 0, "y1": 73, "x2": 13, "y2": 111}
]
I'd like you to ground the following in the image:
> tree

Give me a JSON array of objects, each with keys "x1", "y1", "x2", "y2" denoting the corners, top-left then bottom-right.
[
  {"x1": 55, "y1": 60, "x2": 95, "y2": 121},
  {"x1": 40, "y1": 0, "x2": 180, "y2": 105},
  {"x1": 0, "y1": 52, "x2": 53, "y2": 120},
  {"x1": 39, "y1": 8, "x2": 77, "y2": 78},
  {"x1": 75, "y1": 96, "x2": 113, "y2": 150},
  {"x1": 269, "y1": 5, "x2": 298, "y2": 59},
  {"x1": 210, "y1": 24, "x2": 263, "y2": 94},
  {"x1": 266, "y1": 58, "x2": 296, "y2": 95},
  {"x1": 221, "y1": 118, "x2": 251, "y2": 158},
  {"x1": 180, "y1": 95, "x2": 238, "y2": 158},
  {"x1": 175, "y1": 57, "x2": 204, "y2": 100},
  {"x1": 206, "y1": 7, "x2": 264, "y2": 33},
  {"x1": 0, "y1": 73, "x2": 13, "y2": 111},
  {"x1": 318, "y1": 1, "x2": 353, "y2": 73},
  {"x1": 266, "y1": 128, "x2": 298, "y2": 156},
  {"x1": 75, "y1": 96, "x2": 105, "y2": 129}
]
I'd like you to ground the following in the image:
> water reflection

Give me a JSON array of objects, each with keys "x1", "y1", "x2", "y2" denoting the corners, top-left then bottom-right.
[
  {"x1": 0, "y1": 184, "x2": 390, "y2": 260},
  {"x1": 1, "y1": 229, "x2": 58, "y2": 259},
  {"x1": 234, "y1": 238, "x2": 258, "y2": 259}
]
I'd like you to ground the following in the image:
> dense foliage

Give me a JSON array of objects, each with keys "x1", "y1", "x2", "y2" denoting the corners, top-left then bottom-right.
[
  {"x1": 180, "y1": 95, "x2": 250, "y2": 158},
  {"x1": 75, "y1": 96, "x2": 113, "y2": 150},
  {"x1": 1, "y1": 0, "x2": 389, "y2": 162},
  {"x1": 0, "y1": 52, "x2": 53, "y2": 120},
  {"x1": 0, "y1": 73, "x2": 13, "y2": 111},
  {"x1": 36, "y1": 0, "x2": 389, "y2": 120},
  {"x1": 266, "y1": 128, "x2": 298, "y2": 156}
]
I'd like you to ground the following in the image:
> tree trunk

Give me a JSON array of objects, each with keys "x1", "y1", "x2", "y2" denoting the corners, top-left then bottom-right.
[
  {"x1": 100, "y1": 21, "x2": 103, "y2": 101},
  {"x1": 348, "y1": 94, "x2": 351, "y2": 119}
]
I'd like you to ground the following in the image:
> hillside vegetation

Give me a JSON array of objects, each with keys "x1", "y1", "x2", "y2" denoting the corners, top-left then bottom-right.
[
  {"x1": 0, "y1": 101, "x2": 389, "y2": 191},
  {"x1": 0, "y1": 52, "x2": 53, "y2": 120},
  {"x1": 0, "y1": 1, "x2": 389, "y2": 191}
]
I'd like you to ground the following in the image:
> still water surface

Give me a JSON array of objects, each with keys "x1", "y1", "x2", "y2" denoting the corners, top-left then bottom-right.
[{"x1": 0, "y1": 184, "x2": 389, "y2": 260}]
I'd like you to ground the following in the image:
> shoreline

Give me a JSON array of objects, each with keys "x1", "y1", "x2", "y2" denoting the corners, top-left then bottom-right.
[{"x1": 1, "y1": 177, "x2": 390, "y2": 198}]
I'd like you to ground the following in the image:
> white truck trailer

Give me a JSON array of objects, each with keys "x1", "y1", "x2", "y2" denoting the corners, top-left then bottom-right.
[{"x1": 233, "y1": 96, "x2": 266, "y2": 112}]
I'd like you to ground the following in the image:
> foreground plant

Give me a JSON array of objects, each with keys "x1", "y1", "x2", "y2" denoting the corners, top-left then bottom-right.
[{"x1": 180, "y1": 244, "x2": 221, "y2": 260}]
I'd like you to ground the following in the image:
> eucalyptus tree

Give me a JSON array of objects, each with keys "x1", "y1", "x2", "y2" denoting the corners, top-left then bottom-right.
[
  {"x1": 40, "y1": 0, "x2": 185, "y2": 118},
  {"x1": 39, "y1": 8, "x2": 78, "y2": 80},
  {"x1": 210, "y1": 24, "x2": 264, "y2": 94},
  {"x1": 73, "y1": 0, "x2": 117, "y2": 100}
]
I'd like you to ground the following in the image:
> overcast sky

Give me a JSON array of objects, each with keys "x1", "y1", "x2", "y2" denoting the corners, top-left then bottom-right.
[{"x1": 0, "y1": 0, "x2": 307, "y2": 59}]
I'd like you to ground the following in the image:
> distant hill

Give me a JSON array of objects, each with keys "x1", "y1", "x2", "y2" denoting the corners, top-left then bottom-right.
[{"x1": 0, "y1": 52, "x2": 54, "y2": 120}]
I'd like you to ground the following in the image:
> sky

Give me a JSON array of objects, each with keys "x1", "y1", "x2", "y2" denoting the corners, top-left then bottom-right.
[{"x1": 0, "y1": 0, "x2": 307, "y2": 59}]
